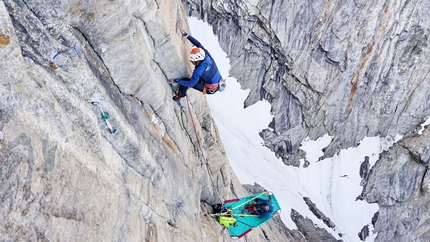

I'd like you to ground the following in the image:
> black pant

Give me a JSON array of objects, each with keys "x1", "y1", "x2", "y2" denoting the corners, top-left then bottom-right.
[{"x1": 177, "y1": 78, "x2": 216, "y2": 98}]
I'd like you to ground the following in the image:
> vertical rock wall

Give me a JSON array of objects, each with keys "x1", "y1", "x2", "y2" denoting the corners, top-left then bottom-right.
[
  {"x1": 2, "y1": 0, "x2": 428, "y2": 240},
  {"x1": 359, "y1": 126, "x2": 430, "y2": 241},
  {"x1": 0, "y1": 0, "x2": 264, "y2": 241}
]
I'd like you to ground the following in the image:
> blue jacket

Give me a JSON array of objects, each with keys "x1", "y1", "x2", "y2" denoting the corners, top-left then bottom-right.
[
  {"x1": 176, "y1": 35, "x2": 222, "y2": 87},
  {"x1": 254, "y1": 201, "x2": 274, "y2": 218}
]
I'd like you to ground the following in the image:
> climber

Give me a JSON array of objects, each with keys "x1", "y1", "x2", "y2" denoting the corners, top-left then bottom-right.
[
  {"x1": 168, "y1": 28, "x2": 225, "y2": 102},
  {"x1": 217, "y1": 192, "x2": 280, "y2": 238},
  {"x1": 249, "y1": 198, "x2": 274, "y2": 218}
]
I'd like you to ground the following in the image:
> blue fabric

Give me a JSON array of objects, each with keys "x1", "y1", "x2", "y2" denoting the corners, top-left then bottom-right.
[
  {"x1": 222, "y1": 193, "x2": 281, "y2": 238},
  {"x1": 253, "y1": 201, "x2": 274, "y2": 218},
  {"x1": 176, "y1": 78, "x2": 217, "y2": 98},
  {"x1": 176, "y1": 35, "x2": 222, "y2": 88}
]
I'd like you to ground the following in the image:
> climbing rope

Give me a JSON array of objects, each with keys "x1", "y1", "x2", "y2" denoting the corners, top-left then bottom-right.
[{"x1": 185, "y1": 95, "x2": 223, "y2": 204}]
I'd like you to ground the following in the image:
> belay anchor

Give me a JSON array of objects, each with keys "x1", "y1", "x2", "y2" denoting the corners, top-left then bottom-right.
[{"x1": 91, "y1": 101, "x2": 117, "y2": 134}]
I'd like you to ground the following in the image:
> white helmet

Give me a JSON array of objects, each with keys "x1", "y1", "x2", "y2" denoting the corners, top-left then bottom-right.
[{"x1": 189, "y1": 47, "x2": 205, "y2": 61}]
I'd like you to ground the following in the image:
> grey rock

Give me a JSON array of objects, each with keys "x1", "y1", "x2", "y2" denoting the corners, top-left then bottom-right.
[
  {"x1": 360, "y1": 126, "x2": 430, "y2": 241},
  {"x1": 401, "y1": 125, "x2": 430, "y2": 166},
  {"x1": 3, "y1": 0, "x2": 430, "y2": 240},
  {"x1": 358, "y1": 225, "x2": 369, "y2": 241},
  {"x1": 181, "y1": 0, "x2": 430, "y2": 161},
  {"x1": 181, "y1": 0, "x2": 430, "y2": 240},
  {"x1": 0, "y1": 0, "x2": 292, "y2": 241},
  {"x1": 361, "y1": 144, "x2": 424, "y2": 206},
  {"x1": 359, "y1": 156, "x2": 370, "y2": 181},
  {"x1": 291, "y1": 209, "x2": 339, "y2": 242},
  {"x1": 243, "y1": 182, "x2": 267, "y2": 194},
  {"x1": 303, "y1": 197, "x2": 336, "y2": 229},
  {"x1": 357, "y1": 156, "x2": 371, "y2": 196}
]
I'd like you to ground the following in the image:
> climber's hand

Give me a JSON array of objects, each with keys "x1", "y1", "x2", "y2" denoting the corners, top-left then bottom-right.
[{"x1": 179, "y1": 28, "x2": 187, "y2": 36}]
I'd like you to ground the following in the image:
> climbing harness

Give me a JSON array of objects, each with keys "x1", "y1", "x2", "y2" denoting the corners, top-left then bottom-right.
[
  {"x1": 185, "y1": 95, "x2": 223, "y2": 204},
  {"x1": 91, "y1": 101, "x2": 117, "y2": 134}
]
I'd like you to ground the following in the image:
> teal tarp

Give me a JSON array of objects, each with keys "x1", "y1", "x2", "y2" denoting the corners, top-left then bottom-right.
[{"x1": 222, "y1": 192, "x2": 281, "y2": 238}]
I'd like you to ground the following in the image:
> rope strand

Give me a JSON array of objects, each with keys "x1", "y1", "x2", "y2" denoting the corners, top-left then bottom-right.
[{"x1": 185, "y1": 95, "x2": 223, "y2": 204}]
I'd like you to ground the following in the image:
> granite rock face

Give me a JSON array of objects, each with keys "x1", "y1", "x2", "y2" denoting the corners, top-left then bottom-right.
[
  {"x1": 181, "y1": 0, "x2": 430, "y2": 241},
  {"x1": 182, "y1": 0, "x2": 430, "y2": 163},
  {"x1": 2, "y1": 0, "x2": 430, "y2": 241},
  {"x1": 360, "y1": 126, "x2": 430, "y2": 241},
  {"x1": 290, "y1": 209, "x2": 338, "y2": 242},
  {"x1": 0, "y1": 0, "x2": 293, "y2": 241}
]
